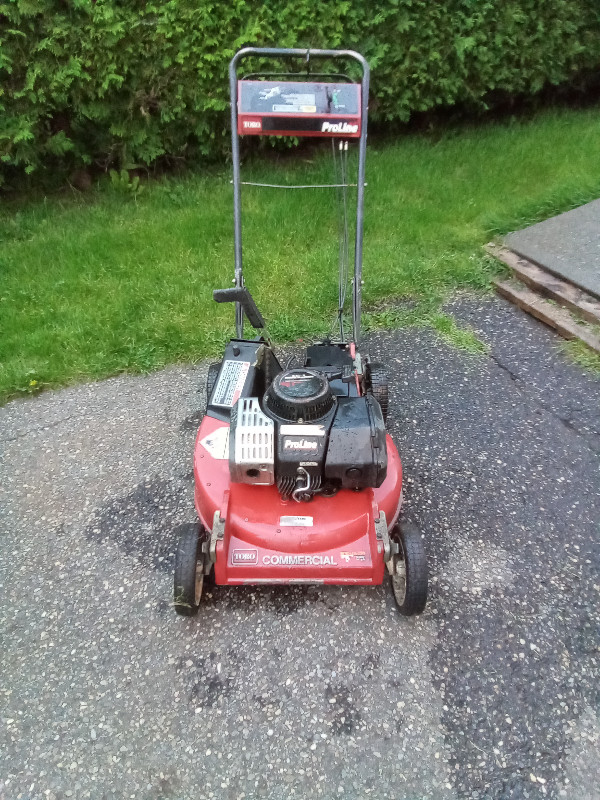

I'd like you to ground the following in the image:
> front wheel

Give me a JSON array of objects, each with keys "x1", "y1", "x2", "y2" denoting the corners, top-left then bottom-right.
[
  {"x1": 174, "y1": 523, "x2": 207, "y2": 616},
  {"x1": 389, "y1": 522, "x2": 428, "y2": 616}
]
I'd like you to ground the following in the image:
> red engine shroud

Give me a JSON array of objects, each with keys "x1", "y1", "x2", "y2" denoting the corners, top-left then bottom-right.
[{"x1": 194, "y1": 415, "x2": 402, "y2": 585}]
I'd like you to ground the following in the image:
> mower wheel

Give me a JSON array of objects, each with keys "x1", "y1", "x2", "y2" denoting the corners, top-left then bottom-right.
[
  {"x1": 174, "y1": 523, "x2": 207, "y2": 616},
  {"x1": 368, "y1": 362, "x2": 389, "y2": 422},
  {"x1": 390, "y1": 522, "x2": 428, "y2": 616},
  {"x1": 206, "y1": 362, "x2": 221, "y2": 405}
]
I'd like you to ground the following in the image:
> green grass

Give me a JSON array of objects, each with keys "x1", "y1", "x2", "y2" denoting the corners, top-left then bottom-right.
[
  {"x1": 364, "y1": 301, "x2": 489, "y2": 355},
  {"x1": 559, "y1": 339, "x2": 600, "y2": 375},
  {"x1": 1, "y1": 106, "x2": 600, "y2": 402}
]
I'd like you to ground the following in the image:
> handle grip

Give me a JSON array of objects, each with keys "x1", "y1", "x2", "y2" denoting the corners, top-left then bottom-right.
[{"x1": 213, "y1": 287, "x2": 265, "y2": 330}]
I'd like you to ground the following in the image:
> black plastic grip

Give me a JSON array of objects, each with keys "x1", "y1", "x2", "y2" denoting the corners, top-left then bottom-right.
[{"x1": 213, "y1": 287, "x2": 265, "y2": 329}]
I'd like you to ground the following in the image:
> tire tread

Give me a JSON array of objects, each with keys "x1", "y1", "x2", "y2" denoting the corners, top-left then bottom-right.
[
  {"x1": 206, "y1": 362, "x2": 221, "y2": 405},
  {"x1": 174, "y1": 523, "x2": 203, "y2": 616},
  {"x1": 392, "y1": 522, "x2": 428, "y2": 616},
  {"x1": 369, "y1": 362, "x2": 389, "y2": 422}
]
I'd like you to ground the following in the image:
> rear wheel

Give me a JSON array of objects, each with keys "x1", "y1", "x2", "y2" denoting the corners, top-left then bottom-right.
[
  {"x1": 390, "y1": 522, "x2": 428, "y2": 616},
  {"x1": 206, "y1": 362, "x2": 221, "y2": 405},
  {"x1": 174, "y1": 523, "x2": 207, "y2": 616},
  {"x1": 368, "y1": 362, "x2": 389, "y2": 422},
  {"x1": 263, "y1": 350, "x2": 281, "y2": 393}
]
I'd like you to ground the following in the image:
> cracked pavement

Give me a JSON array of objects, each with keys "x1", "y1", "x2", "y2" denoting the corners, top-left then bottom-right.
[{"x1": 1, "y1": 295, "x2": 599, "y2": 799}]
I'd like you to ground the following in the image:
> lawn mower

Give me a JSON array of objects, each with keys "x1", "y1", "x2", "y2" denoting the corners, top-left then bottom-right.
[{"x1": 174, "y1": 47, "x2": 428, "y2": 616}]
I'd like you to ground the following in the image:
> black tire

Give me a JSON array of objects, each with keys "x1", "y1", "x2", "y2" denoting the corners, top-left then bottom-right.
[
  {"x1": 390, "y1": 522, "x2": 428, "y2": 616},
  {"x1": 263, "y1": 349, "x2": 281, "y2": 393},
  {"x1": 174, "y1": 523, "x2": 206, "y2": 616},
  {"x1": 206, "y1": 362, "x2": 221, "y2": 405},
  {"x1": 368, "y1": 362, "x2": 389, "y2": 422}
]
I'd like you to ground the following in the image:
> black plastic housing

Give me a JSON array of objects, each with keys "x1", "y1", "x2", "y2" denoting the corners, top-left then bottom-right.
[
  {"x1": 207, "y1": 339, "x2": 281, "y2": 422},
  {"x1": 324, "y1": 396, "x2": 387, "y2": 490},
  {"x1": 216, "y1": 339, "x2": 388, "y2": 496},
  {"x1": 265, "y1": 369, "x2": 336, "y2": 422},
  {"x1": 305, "y1": 343, "x2": 359, "y2": 399},
  {"x1": 274, "y1": 414, "x2": 335, "y2": 496}
]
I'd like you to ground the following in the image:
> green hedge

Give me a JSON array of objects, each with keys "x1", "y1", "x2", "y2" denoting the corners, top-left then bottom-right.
[{"x1": 1, "y1": 0, "x2": 600, "y2": 183}]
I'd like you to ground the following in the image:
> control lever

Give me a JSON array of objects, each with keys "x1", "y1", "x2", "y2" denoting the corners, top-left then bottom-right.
[
  {"x1": 213, "y1": 287, "x2": 265, "y2": 329},
  {"x1": 326, "y1": 365, "x2": 355, "y2": 384}
]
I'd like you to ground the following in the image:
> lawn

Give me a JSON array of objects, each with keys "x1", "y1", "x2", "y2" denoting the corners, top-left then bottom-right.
[{"x1": 1, "y1": 107, "x2": 600, "y2": 403}]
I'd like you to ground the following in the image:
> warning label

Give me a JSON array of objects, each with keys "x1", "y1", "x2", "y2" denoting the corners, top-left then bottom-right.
[
  {"x1": 199, "y1": 426, "x2": 230, "y2": 460},
  {"x1": 279, "y1": 516, "x2": 314, "y2": 527},
  {"x1": 212, "y1": 360, "x2": 250, "y2": 407}
]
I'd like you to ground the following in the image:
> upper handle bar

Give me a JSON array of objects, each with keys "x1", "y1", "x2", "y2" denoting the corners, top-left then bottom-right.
[
  {"x1": 228, "y1": 48, "x2": 370, "y2": 344},
  {"x1": 229, "y1": 47, "x2": 370, "y2": 81}
]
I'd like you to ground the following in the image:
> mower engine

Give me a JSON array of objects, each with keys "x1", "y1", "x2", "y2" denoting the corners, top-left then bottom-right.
[{"x1": 229, "y1": 368, "x2": 387, "y2": 501}]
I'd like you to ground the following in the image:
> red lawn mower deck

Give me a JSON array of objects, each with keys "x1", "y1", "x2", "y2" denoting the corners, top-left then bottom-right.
[
  {"x1": 173, "y1": 48, "x2": 428, "y2": 617},
  {"x1": 194, "y1": 416, "x2": 403, "y2": 586}
]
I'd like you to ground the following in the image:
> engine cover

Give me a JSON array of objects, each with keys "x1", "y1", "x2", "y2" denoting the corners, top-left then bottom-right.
[
  {"x1": 265, "y1": 368, "x2": 335, "y2": 422},
  {"x1": 229, "y1": 367, "x2": 388, "y2": 500},
  {"x1": 229, "y1": 397, "x2": 275, "y2": 485},
  {"x1": 275, "y1": 422, "x2": 329, "y2": 498},
  {"x1": 324, "y1": 396, "x2": 387, "y2": 490}
]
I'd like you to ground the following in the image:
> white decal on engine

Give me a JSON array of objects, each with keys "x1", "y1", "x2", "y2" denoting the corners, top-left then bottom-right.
[
  {"x1": 280, "y1": 425, "x2": 325, "y2": 436},
  {"x1": 284, "y1": 439, "x2": 318, "y2": 451}
]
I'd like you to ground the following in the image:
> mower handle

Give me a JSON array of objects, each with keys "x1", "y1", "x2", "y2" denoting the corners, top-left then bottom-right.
[
  {"x1": 229, "y1": 47, "x2": 369, "y2": 76},
  {"x1": 228, "y1": 47, "x2": 370, "y2": 343},
  {"x1": 213, "y1": 286, "x2": 265, "y2": 330}
]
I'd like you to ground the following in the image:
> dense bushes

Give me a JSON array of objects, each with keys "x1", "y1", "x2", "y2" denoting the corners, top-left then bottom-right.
[{"x1": 1, "y1": 0, "x2": 600, "y2": 183}]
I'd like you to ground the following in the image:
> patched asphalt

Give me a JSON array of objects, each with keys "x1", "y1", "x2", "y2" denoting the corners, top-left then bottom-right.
[{"x1": 1, "y1": 295, "x2": 599, "y2": 800}]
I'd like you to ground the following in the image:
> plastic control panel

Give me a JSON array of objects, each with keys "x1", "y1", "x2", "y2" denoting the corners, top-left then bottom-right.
[{"x1": 237, "y1": 80, "x2": 361, "y2": 138}]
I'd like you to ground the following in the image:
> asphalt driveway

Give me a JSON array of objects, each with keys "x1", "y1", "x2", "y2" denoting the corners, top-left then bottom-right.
[{"x1": 1, "y1": 295, "x2": 598, "y2": 799}]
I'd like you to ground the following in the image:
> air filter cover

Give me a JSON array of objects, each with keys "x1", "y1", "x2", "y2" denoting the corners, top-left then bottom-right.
[{"x1": 264, "y1": 369, "x2": 335, "y2": 422}]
